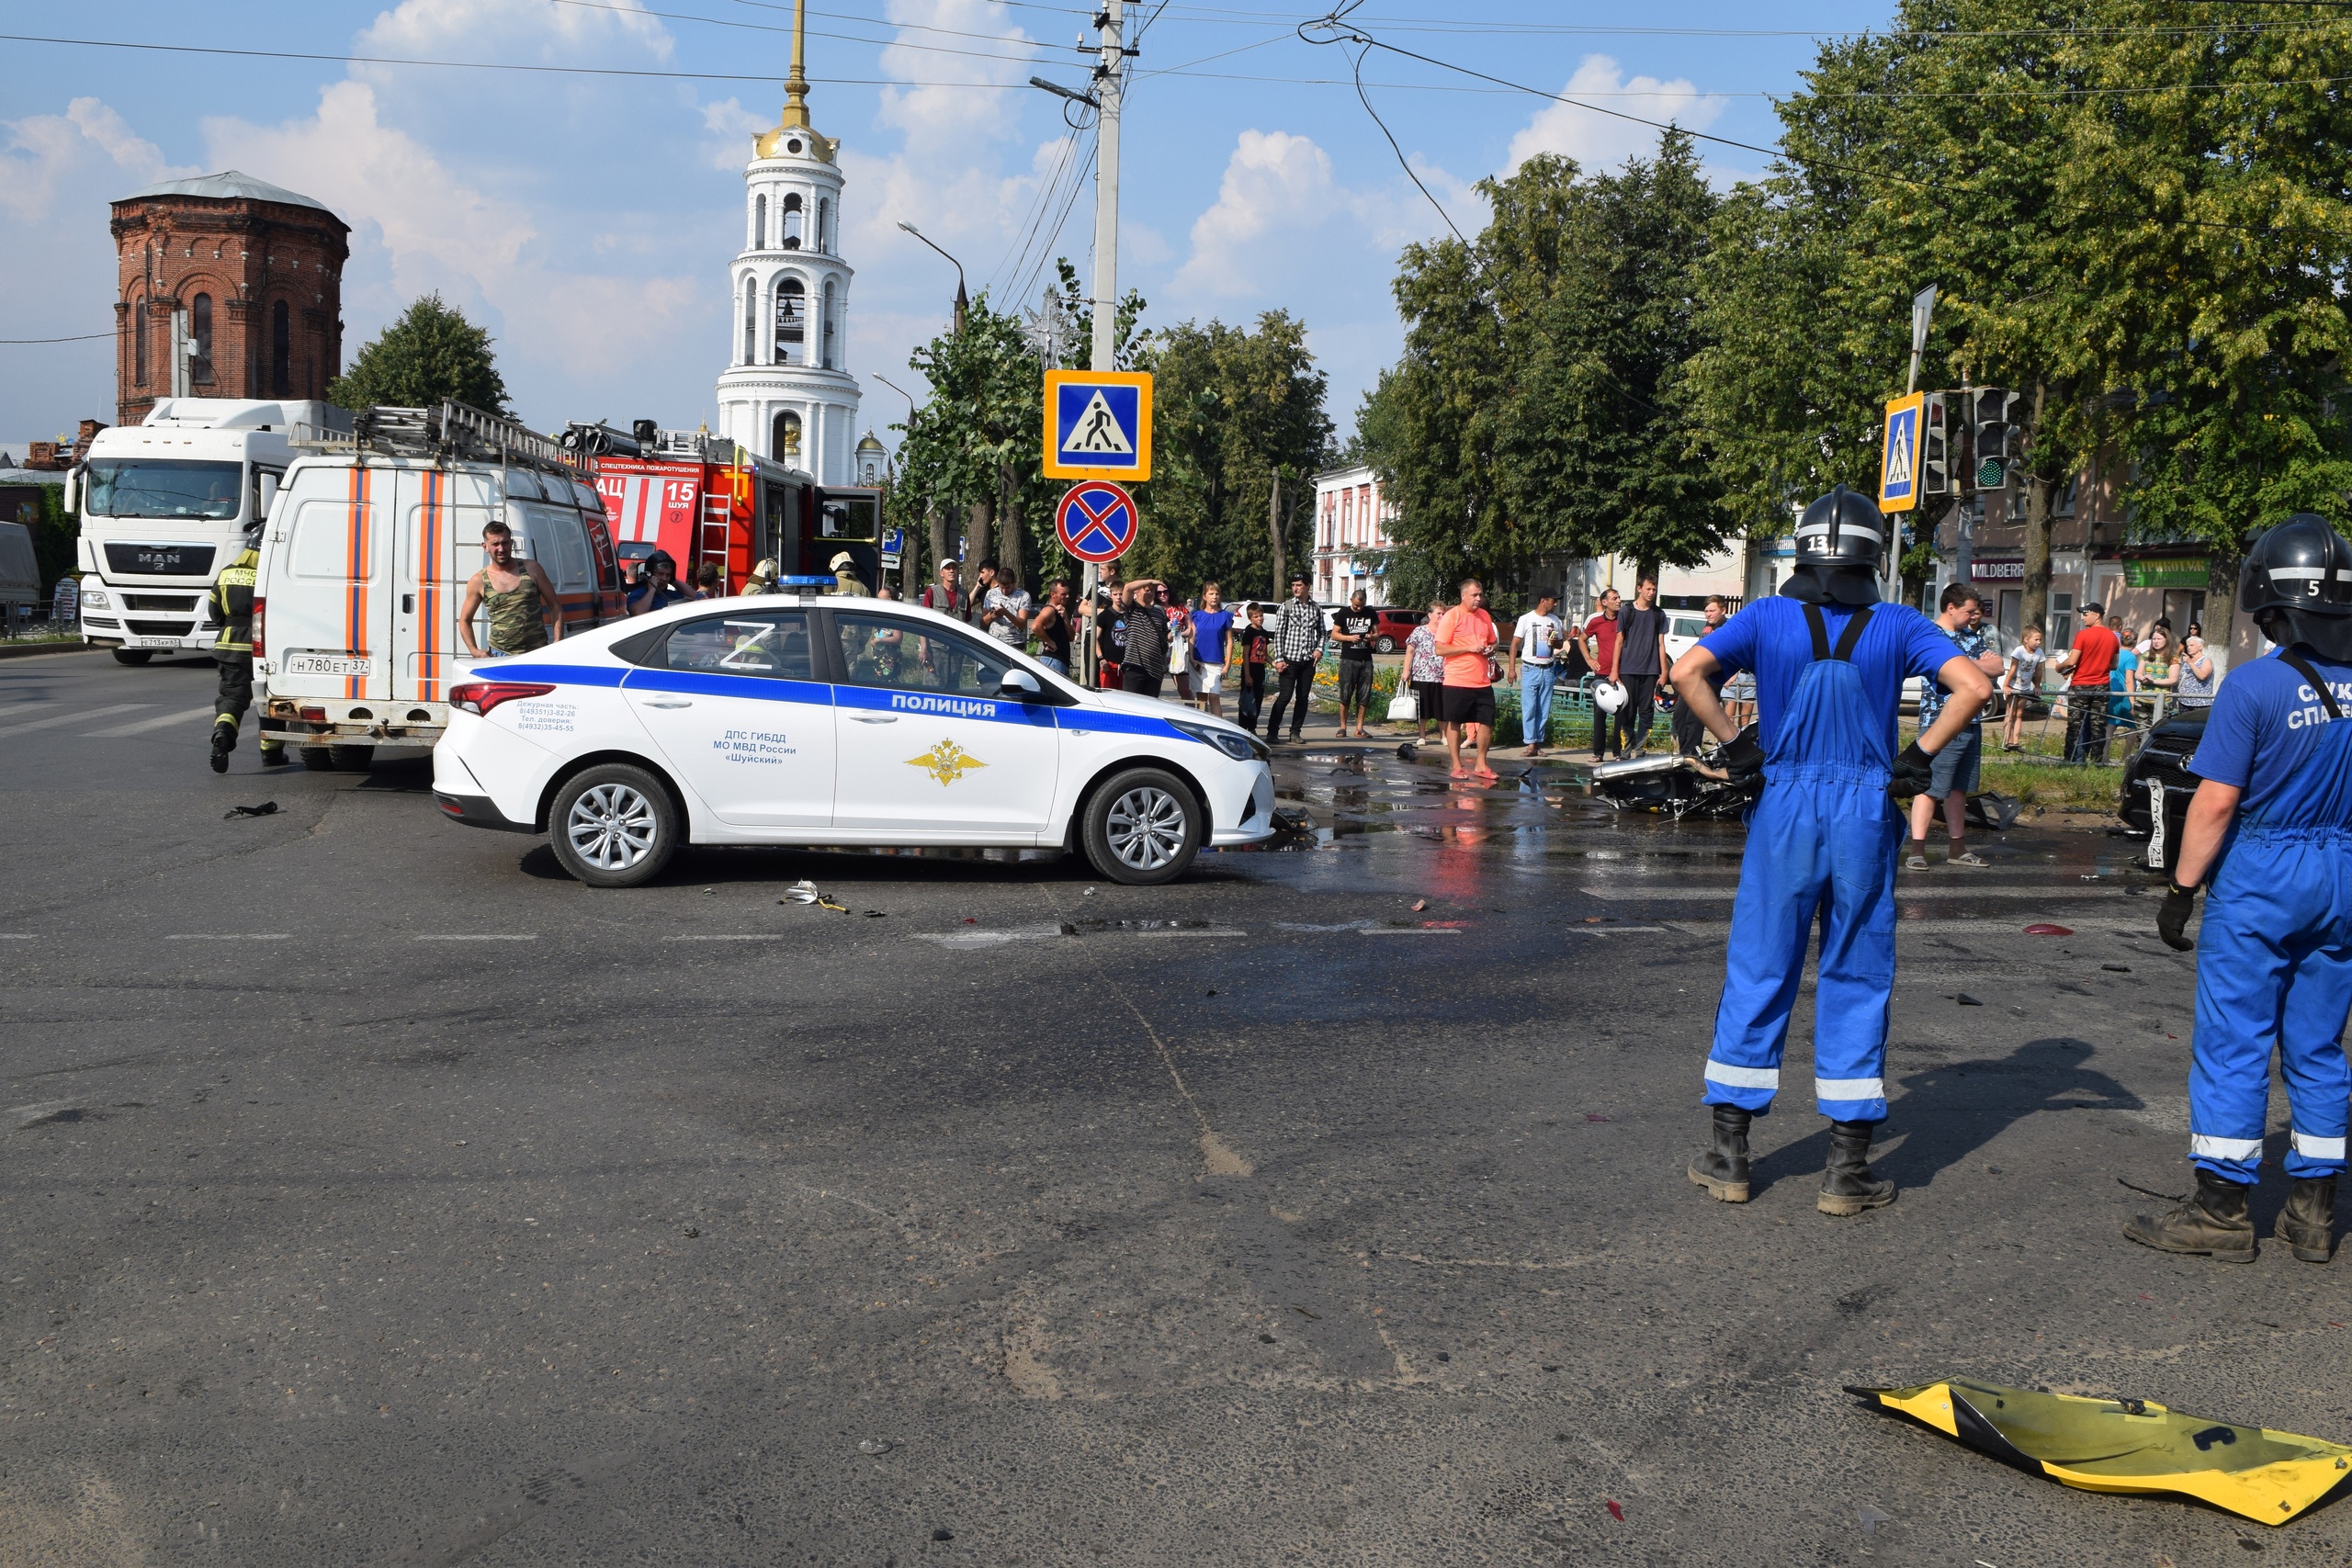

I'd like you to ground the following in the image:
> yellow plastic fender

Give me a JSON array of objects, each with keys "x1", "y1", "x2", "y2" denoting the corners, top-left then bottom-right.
[{"x1": 1851, "y1": 1378, "x2": 2352, "y2": 1526}]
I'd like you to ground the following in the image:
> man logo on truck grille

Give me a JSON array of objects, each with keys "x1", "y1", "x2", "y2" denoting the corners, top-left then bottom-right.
[{"x1": 907, "y1": 739, "x2": 987, "y2": 786}]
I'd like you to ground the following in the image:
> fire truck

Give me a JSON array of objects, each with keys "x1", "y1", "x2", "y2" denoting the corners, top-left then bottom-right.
[{"x1": 561, "y1": 422, "x2": 883, "y2": 594}]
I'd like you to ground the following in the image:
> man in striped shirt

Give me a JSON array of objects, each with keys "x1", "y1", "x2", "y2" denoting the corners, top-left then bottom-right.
[{"x1": 1263, "y1": 576, "x2": 1326, "y2": 742}]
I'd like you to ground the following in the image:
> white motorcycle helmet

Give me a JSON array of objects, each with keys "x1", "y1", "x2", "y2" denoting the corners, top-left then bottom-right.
[{"x1": 1592, "y1": 679, "x2": 1628, "y2": 715}]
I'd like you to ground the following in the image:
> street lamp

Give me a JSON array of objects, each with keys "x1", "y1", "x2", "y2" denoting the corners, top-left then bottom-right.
[
  {"x1": 896, "y1": 221, "x2": 968, "y2": 335},
  {"x1": 875, "y1": 374, "x2": 923, "y2": 595}
]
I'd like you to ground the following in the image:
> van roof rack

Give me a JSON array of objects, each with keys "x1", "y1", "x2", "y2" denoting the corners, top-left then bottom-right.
[{"x1": 295, "y1": 401, "x2": 586, "y2": 475}]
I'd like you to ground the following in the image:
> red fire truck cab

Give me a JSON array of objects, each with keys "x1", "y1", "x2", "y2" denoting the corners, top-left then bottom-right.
[{"x1": 564, "y1": 422, "x2": 884, "y2": 595}]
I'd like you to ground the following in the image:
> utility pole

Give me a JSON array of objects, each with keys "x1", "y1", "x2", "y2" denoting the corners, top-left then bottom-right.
[{"x1": 1080, "y1": 0, "x2": 1125, "y2": 685}]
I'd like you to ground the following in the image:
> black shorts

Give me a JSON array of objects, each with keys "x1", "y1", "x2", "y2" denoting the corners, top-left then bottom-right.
[
  {"x1": 1412, "y1": 679, "x2": 1444, "y2": 716},
  {"x1": 1442, "y1": 685, "x2": 1497, "y2": 726},
  {"x1": 1338, "y1": 658, "x2": 1376, "y2": 705}
]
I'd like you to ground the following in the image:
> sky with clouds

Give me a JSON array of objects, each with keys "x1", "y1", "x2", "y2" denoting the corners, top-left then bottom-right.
[{"x1": 1, "y1": 0, "x2": 1890, "y2": 450}]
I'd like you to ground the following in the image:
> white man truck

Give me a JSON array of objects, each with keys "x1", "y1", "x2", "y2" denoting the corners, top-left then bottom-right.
[{"x1": 68, "y1": 398, "x2": 352, "y2": 665}]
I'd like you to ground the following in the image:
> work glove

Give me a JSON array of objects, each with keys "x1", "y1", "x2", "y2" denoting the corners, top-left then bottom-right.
[
  {"x1": 1716, "y1": 731, "x2": 1766, "y2": 784},
  {"x1": 2158, "y1": 881, "x2": 2199, "y2": 952},
  {"x1": 1887, "y1": 741, "x2": 1934, "y2": 798}
]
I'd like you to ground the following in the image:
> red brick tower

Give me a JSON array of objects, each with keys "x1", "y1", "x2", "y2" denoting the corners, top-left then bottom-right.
[{"x1": 111, "y1": 172, "x2": 352, "y2": 425}]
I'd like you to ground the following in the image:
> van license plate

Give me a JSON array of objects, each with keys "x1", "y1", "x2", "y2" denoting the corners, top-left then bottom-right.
[{"x1": 284, "y1": 653, "x2": 375, "y2": 678}]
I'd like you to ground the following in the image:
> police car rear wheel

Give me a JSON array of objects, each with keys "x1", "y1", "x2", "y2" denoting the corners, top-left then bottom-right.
[
  {"x1": 1083, "y1": 768, "x2": 1202, "y2": 886},
  {"x1": 551, "y1": 764, "x2": 676, "y2": 888}
]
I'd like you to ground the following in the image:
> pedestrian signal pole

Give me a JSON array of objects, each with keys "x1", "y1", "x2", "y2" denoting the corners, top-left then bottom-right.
[{"x1": 1081, "y1": 0, "x2": 1125, "y2": 686}]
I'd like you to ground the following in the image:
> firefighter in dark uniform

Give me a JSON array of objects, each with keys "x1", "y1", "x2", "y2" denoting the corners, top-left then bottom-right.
[{"x1": 208, "y1": 524, "x2": 286, "y2": 773}]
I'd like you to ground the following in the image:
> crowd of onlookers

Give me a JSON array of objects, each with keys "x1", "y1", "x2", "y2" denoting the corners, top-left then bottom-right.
[{"x1": 644, "y1": 546, "x2": 2237, "y2": 778}]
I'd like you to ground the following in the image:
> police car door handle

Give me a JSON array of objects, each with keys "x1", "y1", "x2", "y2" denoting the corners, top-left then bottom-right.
[
  {"x1": 851, "y1": 714, "x2": 898, "y2": 724},
  {"x1": 639, "y1": 698, "x2": 693, "y2": 709}
]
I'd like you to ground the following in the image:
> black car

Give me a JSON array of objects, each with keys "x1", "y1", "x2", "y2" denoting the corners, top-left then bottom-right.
[{"x1": 2118, "y1": 705, "x2": 2209, "y2": 872}]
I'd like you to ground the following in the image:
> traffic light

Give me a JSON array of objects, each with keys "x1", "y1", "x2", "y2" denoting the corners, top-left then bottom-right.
[
  {"x1": 1921, "y1": 392, "x2": 1951, "y2": 498},
  {"x1": 1973, "y1": 389, "x2": 2020, "y2": 489}
]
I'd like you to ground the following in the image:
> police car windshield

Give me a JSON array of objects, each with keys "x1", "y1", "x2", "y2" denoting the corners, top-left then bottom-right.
[{"x1": 85, "y1": 458, "x2": 243, "y2": 520}]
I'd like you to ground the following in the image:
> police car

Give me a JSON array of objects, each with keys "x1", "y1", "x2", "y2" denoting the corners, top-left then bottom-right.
[{"x1": 430, "y1": 594, "x2": 1277, "y2": 886}]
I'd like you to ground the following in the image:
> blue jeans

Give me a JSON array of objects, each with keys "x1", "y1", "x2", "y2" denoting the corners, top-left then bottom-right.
[
  {"x1": 1036, "y1": 657, "x2": 1068, "y2": 675},
  {"x1": 1520, "y1": 664, "x2": 1556, "y2": 747}
]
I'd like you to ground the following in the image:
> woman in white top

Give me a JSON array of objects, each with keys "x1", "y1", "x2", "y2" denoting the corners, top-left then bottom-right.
[
  {"x1": 2174, "y1": 635, "x2": 2219, "y2": 708},
  {"x1": 2001, "y1": 626, "x2": 2046, "y2": 751}
]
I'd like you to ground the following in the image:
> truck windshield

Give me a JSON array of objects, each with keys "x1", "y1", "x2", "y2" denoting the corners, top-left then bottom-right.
[{"x1": 85, "y1": 459, "x2": 243, "y2": 521}]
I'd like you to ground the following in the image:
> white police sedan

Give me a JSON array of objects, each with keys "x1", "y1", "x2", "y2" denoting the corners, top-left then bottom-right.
[{"x1": 430, "y1": 595, "x2": 1276, "y2": 887}]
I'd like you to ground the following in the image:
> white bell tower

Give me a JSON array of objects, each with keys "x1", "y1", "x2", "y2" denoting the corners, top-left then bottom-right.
[{"x1": 713, "y1": 0, "x2": 860, "y2": 484}]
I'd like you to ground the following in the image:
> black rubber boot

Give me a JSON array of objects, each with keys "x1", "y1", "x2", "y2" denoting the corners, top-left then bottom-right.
[
  {"x1": 2123, "y1": 1168, "x2": 2256, "y2": 1263},
  {"x1": 2275, "y1": 1176, "x2": 2336, "y2": 1264},
  {"x1": 1817, "y1": 1119, "x2": 1896, "y2": 1215},
  {"x1": 1688, "y1": 1105, "x2": 1752, "y2": 1202},
  {"x1": 260, "y1": 746, "x2": 290, "y2": 769},
  {"x1": 209, "y1": 720, "x2": 234, "y2": 773}
]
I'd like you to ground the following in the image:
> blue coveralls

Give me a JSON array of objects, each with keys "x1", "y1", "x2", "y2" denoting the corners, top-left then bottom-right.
[
  {"x1": 1702, "y1": 605, "x2": 1902, "y2": 1123},
  {"x1": 2188, "y1": 664, "x2": 2352, "y2": 1183}
]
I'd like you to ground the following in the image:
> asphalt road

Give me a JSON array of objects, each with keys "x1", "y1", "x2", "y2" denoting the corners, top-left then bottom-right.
[{"x1": 5, "y1": 647, "x2": 2348, "y2": 1566}]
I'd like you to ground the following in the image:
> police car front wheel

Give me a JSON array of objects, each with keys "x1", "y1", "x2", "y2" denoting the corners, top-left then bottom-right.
[
  {"x1": 1083, "y1": 767, "x2": 1204, "y2": 886},
  {"x1": 550, "y1": 763, "x2": 679, "y2": 888}
]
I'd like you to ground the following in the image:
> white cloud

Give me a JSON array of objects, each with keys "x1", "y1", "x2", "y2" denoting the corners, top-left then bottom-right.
[
  {"x1": 0, "y1": 97, "x2": 193, "y2": 220},
  {"x1": 204, "y1": 77, "x2": 703, "y2": 394},
  {"x1": 875, "y1": 0, "x2": 1035, "y2": 154},
  {"x1": 1173, "y1": 130, "x2": 1355, "y2": 298},
  {"x1": 357, "y1": 0, "x2": 671, "y2": 63},
  {"x1": 701, "y1": 97, "x2": 767, "y2": 172},
  {"x1": 1502, "y1": 55, "x2": 1727, "y2": 177}
]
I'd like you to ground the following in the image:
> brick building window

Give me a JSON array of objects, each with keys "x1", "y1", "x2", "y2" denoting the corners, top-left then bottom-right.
[
  {"x1": 271, "y1": 299, "x2": 290, "y2": 397},
  {"x1": 134, "y1": 299, "x2": 149, "y2": 385},
  {"x1": 191, "y1": 293, "x2": 213, "y2": 383}
]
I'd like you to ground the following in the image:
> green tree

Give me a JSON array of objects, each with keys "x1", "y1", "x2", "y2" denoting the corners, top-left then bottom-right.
[
  {"x1": 1131, "y1": 311, "x2": 1332, "y2": 596},
  {"x1": 328, "y1": 294, "x2": 511, "y2": 415},
  {"x1": 2049, "y1": 1, "x2": 2352, "y2": 652},
  {"x1": 1362, "y1": 134, "x2": 1723, "y2": 607}
]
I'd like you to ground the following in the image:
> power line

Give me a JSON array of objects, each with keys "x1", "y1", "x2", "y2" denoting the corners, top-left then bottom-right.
[{"x1": 0, "y1": 332, "x2": 112, "y2": 344}]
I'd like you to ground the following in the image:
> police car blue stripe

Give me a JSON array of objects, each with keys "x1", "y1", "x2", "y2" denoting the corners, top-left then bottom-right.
[
  {"x1": 1062, "y1": 707, "x2": 1191, "y2": 741},
  {"x1": 479, "y1": 661, "x2": 627, "y2": 687},
  {"x1": 623, "y1": 668, "x2": 834, "y2": 706}
]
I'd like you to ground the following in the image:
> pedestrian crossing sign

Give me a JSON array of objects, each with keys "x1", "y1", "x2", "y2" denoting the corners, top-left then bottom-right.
[
  {"x1": 1879, "y1": 392, "x2": 1925, "y2": 513},
  {"x1": 1045, "y1": 370, "x2": 1152, "y2": 480}
]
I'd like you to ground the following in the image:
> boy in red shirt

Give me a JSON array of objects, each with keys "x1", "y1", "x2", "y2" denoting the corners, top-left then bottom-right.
[
  {"x1": 2055, "y1": 602, "x2": 2121, "y2": 764},
  {"x1": 1579, "y1": 587, "x2": 1623, "y2": 761}
]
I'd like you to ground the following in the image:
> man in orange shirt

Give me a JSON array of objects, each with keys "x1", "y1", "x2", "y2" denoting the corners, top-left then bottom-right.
[{"x1": 1434, "y1": 578, "x2": 1501, "y2": 780}]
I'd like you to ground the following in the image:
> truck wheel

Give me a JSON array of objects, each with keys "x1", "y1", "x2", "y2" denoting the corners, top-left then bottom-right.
[
  {"x1": 328, "y1": 744, "x2": 374, "y2": 773},
  {"x1": 111, "y1": 649, "x2": 152, "y2": 666},
  {"x1": 1081, "y1": 767, "x2": 1203, "y2": 886},
  {"x1": 299, "y1": 747, "x2": 335, "y2": 771},
  {"x1": 1374, "y1": 636, "x2": 1397, "y2": 655},
  {"x1": 549, "y1": 763, "x2": 678, "y2": 888}
]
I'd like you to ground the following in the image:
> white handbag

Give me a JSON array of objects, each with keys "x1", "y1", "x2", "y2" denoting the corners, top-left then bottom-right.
[{"x1": 1386, "y1": 685, "x2": 1419, "y2": 721}]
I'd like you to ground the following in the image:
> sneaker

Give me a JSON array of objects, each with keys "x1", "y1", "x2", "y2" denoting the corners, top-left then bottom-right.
[
  {"x1": 1949, "y1": 850, "x2": 1990, "y2": 868},
  {"x1": 1905, "y1": 848, "x2": 1930, "y2": 871}
]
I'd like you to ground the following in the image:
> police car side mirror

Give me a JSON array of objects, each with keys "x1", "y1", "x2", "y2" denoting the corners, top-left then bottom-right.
[{"x1": 999, "y1": 668, "x2": 1043, "y2": 699}]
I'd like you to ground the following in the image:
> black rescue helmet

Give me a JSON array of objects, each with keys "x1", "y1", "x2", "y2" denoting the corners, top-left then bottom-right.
[
  {"x1": 1793, "y1": 486, "x2": 1886, "y2": 570},
  {"x1": 2241, "y1": 513, "x2": 2352, "y2": 619}
]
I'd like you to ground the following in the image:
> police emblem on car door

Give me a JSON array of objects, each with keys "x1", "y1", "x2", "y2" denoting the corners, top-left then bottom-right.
[{"x1": 830, "y1": 610, "x2": 1057, "y2": 834}]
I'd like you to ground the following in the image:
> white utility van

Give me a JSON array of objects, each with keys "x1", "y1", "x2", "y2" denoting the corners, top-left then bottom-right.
[
  {"x1": 0, "y1": 521, "x2": 40, "y2": 630},
  {"x1": 254, "y1": 402, "x2": 627, "y2": 769}
]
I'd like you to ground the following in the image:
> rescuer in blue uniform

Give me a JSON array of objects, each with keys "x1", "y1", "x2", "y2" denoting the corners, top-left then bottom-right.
[
  {"x1": 1669, "y1": 489, "x2": 1993, "y2": 1214},
  {"x1": 2127, "y1": 516, "x2": 2352, "y2": 1264}
]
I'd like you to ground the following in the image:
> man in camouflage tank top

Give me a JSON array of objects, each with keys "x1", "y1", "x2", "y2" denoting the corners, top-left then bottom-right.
[{"x1": 458, "y1": 519, "x2": 562, "y2": 658}]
